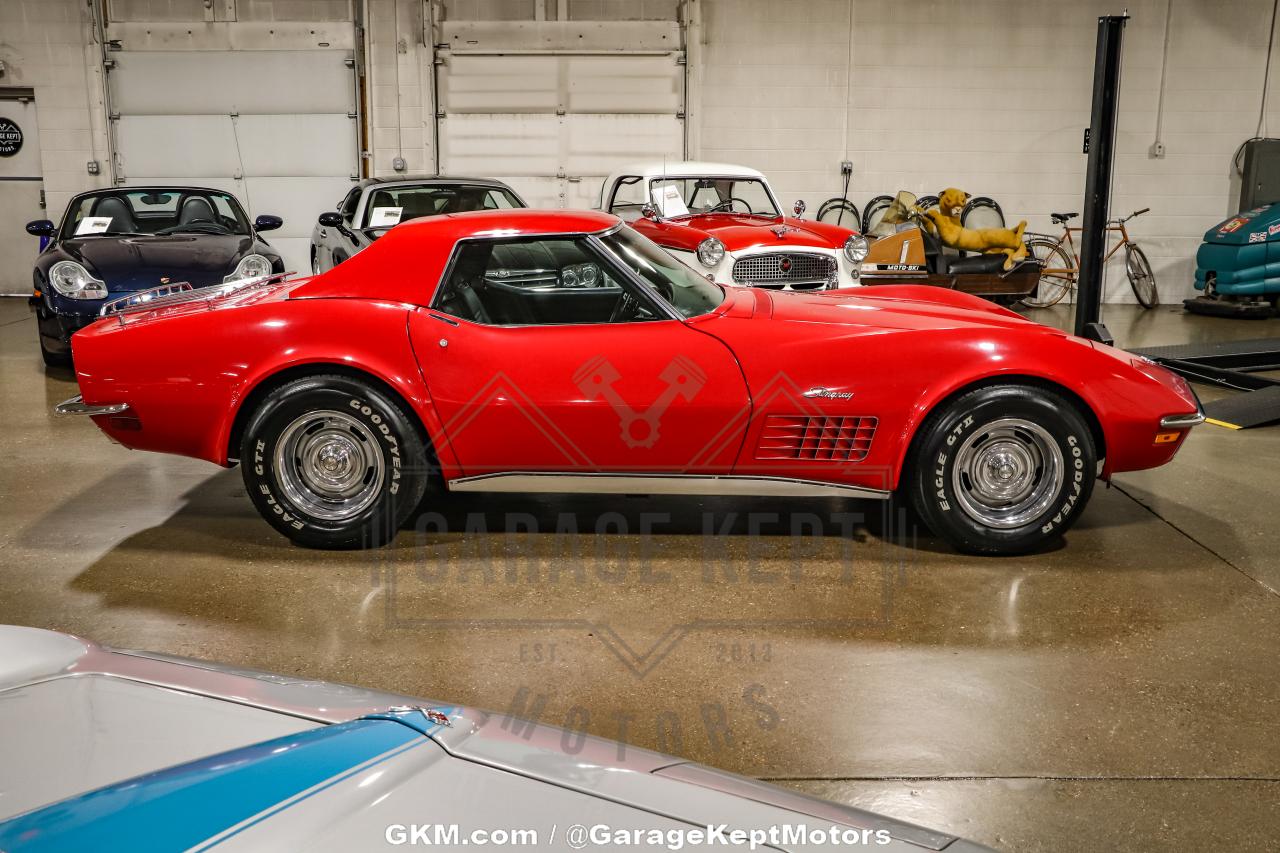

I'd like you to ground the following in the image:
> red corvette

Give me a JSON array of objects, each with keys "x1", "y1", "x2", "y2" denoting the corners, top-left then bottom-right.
[{"x1": 59, "y1": 210, "x2": 1203, "y2": 554}]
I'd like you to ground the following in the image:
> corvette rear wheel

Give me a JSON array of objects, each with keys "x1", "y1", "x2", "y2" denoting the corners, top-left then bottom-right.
[
  {"x1": 240, "y1": 375, "x2": 429, "y2": 549},
  {"x1": 907, "y1": 384, "x2": 1096, "y2": 555}
]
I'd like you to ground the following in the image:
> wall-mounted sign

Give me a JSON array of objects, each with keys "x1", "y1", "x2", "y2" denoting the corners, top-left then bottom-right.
[{"x1": 0, "y1": 118, "x2": 21, "y2": 157}]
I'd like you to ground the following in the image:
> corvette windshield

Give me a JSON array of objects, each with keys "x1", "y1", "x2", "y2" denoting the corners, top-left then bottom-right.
[
  {"x1": 649, "y1": 177, "x2": 780, "y2": 218},
  {"x1": 599, "y1": 226, "x2": 724, "y2": 319},
  {"x1": 61, "y1": 190, "x2": 250, "y2": 239}
]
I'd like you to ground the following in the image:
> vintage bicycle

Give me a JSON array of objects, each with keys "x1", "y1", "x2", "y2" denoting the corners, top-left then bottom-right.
[{"x1": 1022, "y1": 208, "x2": 1158, "y2": 308}]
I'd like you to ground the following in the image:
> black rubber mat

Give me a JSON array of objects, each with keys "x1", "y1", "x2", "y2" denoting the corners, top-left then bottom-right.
[
  {"x1": 1203, "y1": 385, "x2": 1280, "y2": 429},
  {"x1": 1132, "y1": 338, "x2": 1280, "y2": 371}
]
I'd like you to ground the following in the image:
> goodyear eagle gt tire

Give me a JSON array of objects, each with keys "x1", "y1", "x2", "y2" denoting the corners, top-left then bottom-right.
[
  {"x1": 241, "y1": 375, "x2": 429, "y2": 549},
  {"x1": 908, "y1": 384, "x2": 1096, "y2": 555}
]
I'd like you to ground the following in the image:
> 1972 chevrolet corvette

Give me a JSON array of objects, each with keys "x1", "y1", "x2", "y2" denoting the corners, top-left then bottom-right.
[{"x1": 58, "y1": 210, "x2": 1202, "y2": 554}]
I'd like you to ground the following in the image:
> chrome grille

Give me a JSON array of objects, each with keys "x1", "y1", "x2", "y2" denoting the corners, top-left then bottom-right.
[
  {"x1": 755, "y1": 415, "x2": 878, "y2": 462},
  {"x1": 731, "y1": 253, "x2": 836, "y2": 289}
]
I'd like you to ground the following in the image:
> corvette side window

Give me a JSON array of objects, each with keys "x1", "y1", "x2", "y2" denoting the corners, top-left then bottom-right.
[{"x1": 434, "y1": 237, "x2": 656, "y2": 327}]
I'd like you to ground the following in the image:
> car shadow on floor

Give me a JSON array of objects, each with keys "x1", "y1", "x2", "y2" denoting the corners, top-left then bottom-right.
[{"x1": 37, "y1": 463, "x2": 1249, "y2": 657}]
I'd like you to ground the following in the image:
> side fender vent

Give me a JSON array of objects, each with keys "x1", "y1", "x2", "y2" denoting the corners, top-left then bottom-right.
[{"x1": 755, "y1": 415, "x2": 877, "y2": 462}]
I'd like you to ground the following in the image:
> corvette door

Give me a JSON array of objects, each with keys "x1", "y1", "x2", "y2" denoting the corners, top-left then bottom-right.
[{"x1": 410, "y1": 236, "x2": 748, "y2": 477}]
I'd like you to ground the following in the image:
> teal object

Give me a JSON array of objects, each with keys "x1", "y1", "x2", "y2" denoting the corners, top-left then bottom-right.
[{"x1": 1194, "y1": 203, "x2": 1280, "y2": 296}]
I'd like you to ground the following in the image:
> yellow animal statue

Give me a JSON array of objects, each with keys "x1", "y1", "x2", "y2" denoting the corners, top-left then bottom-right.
[{"x1": 922, "y1": 188, "x2": 1027, "y2": 270}]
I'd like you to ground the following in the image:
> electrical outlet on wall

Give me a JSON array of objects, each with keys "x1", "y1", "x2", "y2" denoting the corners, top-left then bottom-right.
[
  {"x1": 1149, "y1": 141, "x2": 1166, "y2": 159},
  {"x1": 840, "y1": 160, "x2": 853, "y2": 176}
]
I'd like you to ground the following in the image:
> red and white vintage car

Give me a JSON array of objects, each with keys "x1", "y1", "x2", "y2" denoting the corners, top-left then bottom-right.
[
  {"x1": 59, "y1": 210, "x2": 1202, "y2": 555},
  {"x1": 599, "y1": 161, "x2": 867, "y2": 290}
]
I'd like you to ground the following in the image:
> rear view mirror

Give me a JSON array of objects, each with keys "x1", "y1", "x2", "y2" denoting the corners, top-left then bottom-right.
[
  {"x1": 793, "y1": 200, "x2": 806, "y2": 218},
  {"x1": 317, "y1": 212, "x2": 342, "y2": 228},
  {"x1": 26, "y1": 220, "x2": 55, "y2": 237},
  {"x1": 255, "y1": 214, "x2": 283, "y2": 232},
  {"x1": 641, "y1": 203, "x2": 659, "y2": 220}
]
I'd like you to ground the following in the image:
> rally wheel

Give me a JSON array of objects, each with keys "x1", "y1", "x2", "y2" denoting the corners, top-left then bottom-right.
[
  {"x1": 240, "y1": 375, "x2": 429, "y2": 549},
  {"x1": 907, "y1": 384, "x2": 1097, "y2": 555}
]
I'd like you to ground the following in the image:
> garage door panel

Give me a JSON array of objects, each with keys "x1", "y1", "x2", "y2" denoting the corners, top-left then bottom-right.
[
  {"x1": 239, "y1": 176, "x2": 353, "y2": 238},
  {"x1": 565, "y1": 55, "x2": 682, "y2": 114},
  {"x1": 439, "y1": 115, "x2": 562, "y2": 176},
  {"x1": 112, "y1": 50, "x2": 354, "y2": 115},
  {"x1": 116, "y1": 115, "x2": 240, "y2": 177},
  {"x1": 492, "y1": 177, "x2": 562, "y2": 209},
  {"x1": 232, "y1": 115, "x2": 356, "y2": 176},
  {"x1": 440, "y1": 56, "x2": 560, "y2": 114},
  {"x1": 563, "y1": 114, "x2": 683, "y2": 172}
]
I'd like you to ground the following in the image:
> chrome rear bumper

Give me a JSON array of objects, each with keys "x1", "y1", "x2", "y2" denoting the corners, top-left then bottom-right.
[{"x1": 55, "y1": 395, "x2": 130, "y2": 417}]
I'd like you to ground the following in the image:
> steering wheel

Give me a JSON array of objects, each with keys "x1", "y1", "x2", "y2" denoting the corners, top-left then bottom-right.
[
  {"x1": 610, "y1": 290, "x2": 641, "y2": 323},
  {"x1": 707, "y1": 197, "x2": 753, "y2": 214}
]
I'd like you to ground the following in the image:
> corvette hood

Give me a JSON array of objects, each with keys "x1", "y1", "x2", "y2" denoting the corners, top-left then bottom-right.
[
  {"x1": 61, "y1": 233, "x2": 254, "y2": 291},
  {"x1": 754, "y1": 285, "x2": 1038, "y2": 333},
  {"x1": 654, "y1": 214, "x2": 855, "y2": 252}
]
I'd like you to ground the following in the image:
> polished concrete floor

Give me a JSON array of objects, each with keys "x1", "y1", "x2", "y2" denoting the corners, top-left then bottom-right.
[{"x1": 1, "y1": 297, "x2": 1278, "y2": 851}]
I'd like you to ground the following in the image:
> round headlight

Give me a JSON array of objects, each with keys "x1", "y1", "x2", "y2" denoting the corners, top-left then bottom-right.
[
  {"x1": 696, "y1": 237, "x2": 726, "y2": 268},
  {"x1": 224, "y1": 253, "x2": 273, "y2": 283},
  {"x1": 843, "y1": 235, "x2": 869, "y2": 264},
  {"x1": 48, "y1": 260, "x2": 108, "y2": 300}
]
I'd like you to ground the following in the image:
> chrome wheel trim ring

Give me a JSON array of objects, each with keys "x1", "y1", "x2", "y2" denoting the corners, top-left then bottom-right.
[
  {"x1": 951, "y1": 417, "x2": 1064, "y2": 530},
  {"x1": 273, "y1": 409, "x2": 385, "y2": 522}
]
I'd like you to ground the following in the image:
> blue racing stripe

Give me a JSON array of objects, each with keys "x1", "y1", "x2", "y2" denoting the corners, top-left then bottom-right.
[{"x1": 0, "y1": 719, "x2": 422, "y2": 853}]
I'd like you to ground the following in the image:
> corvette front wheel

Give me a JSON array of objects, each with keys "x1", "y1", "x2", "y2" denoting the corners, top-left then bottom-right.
[
  {"x1": 240, "y1": 375, "x2": 429, "y2": 549},
  {"x1": 907, "y1": 385, "x2": 1097, "y2": 555}
]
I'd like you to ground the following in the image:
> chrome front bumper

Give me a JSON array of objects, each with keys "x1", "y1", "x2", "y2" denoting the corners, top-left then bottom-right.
[
  {"x1": 55, "y1": 395, "x2": 130, "y2": 417},
  {"x1": 1160, "y1": 412, "x2": 1206, "y2": 429}
]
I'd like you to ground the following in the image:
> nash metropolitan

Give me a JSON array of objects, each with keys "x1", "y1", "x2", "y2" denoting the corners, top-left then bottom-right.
[
  {"x1": 27, "y1": 187, "x2": 284, "y2": 366},
  {"x1": 600, "y1": 161, "x2": 868, "y2": 290},
  {"x1": 59, "y1": 210, "x2": 1202, "y2": 555},
  {"x1": 0, "y1": 625, "x2": 993, "y2": 851}
]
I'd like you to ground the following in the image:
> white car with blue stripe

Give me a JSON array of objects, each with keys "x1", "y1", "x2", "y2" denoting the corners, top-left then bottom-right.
[{"x1": 0, "y1": 626, "x2": 994, "y2": 852}]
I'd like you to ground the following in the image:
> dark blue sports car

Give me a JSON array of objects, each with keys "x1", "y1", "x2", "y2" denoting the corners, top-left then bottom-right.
[{"x1": 26, "y1": 187, "x2": 284, "y2": 366}]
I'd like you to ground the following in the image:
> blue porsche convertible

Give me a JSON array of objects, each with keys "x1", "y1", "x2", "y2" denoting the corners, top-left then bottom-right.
[{"x1": 26, "y1": 187, "x2": 284, "y2": 366}]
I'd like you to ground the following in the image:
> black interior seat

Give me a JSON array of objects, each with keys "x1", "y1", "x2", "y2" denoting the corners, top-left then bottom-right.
[
  {"x1": 92, "y1": 196, "x2": 137, "y2": 232},
  {"x1": 1050, "y1": 212, "x2": 1078, "y2": 224},
  {"x1": 947, "y1": 253, "x2": 1009, "y2": 275},
  {"x1": 179, "y1": 196, "x2": 216, "y2": 224},
  {"x1": 399, "y1": 193, "x2": 439, "y2": 222}
]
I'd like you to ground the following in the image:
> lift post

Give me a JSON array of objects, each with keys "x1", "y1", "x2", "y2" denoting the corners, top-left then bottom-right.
[{"x1": 1075, "y1": 14, "x2": 1129, "y2": 343}]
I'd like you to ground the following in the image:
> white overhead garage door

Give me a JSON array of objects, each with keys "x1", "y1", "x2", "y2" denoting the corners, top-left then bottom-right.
[
  {"x1": 435, "y1": 21, "x2": 685, "y2": 210},
  {"x1": 107, "y1": 44, "x2": 358, "y2": 274}
]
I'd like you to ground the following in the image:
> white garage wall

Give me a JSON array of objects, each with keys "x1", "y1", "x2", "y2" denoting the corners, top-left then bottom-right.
[
  {"x1": 12, "y1": 0, "x2": 1280, "y2": 303},
  {"x1": 697, "y1": 0, "x2": 1280, "y2": 304},
  {"x1": 0, "y1": 0, "x2": 112, "y2": 219}
]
